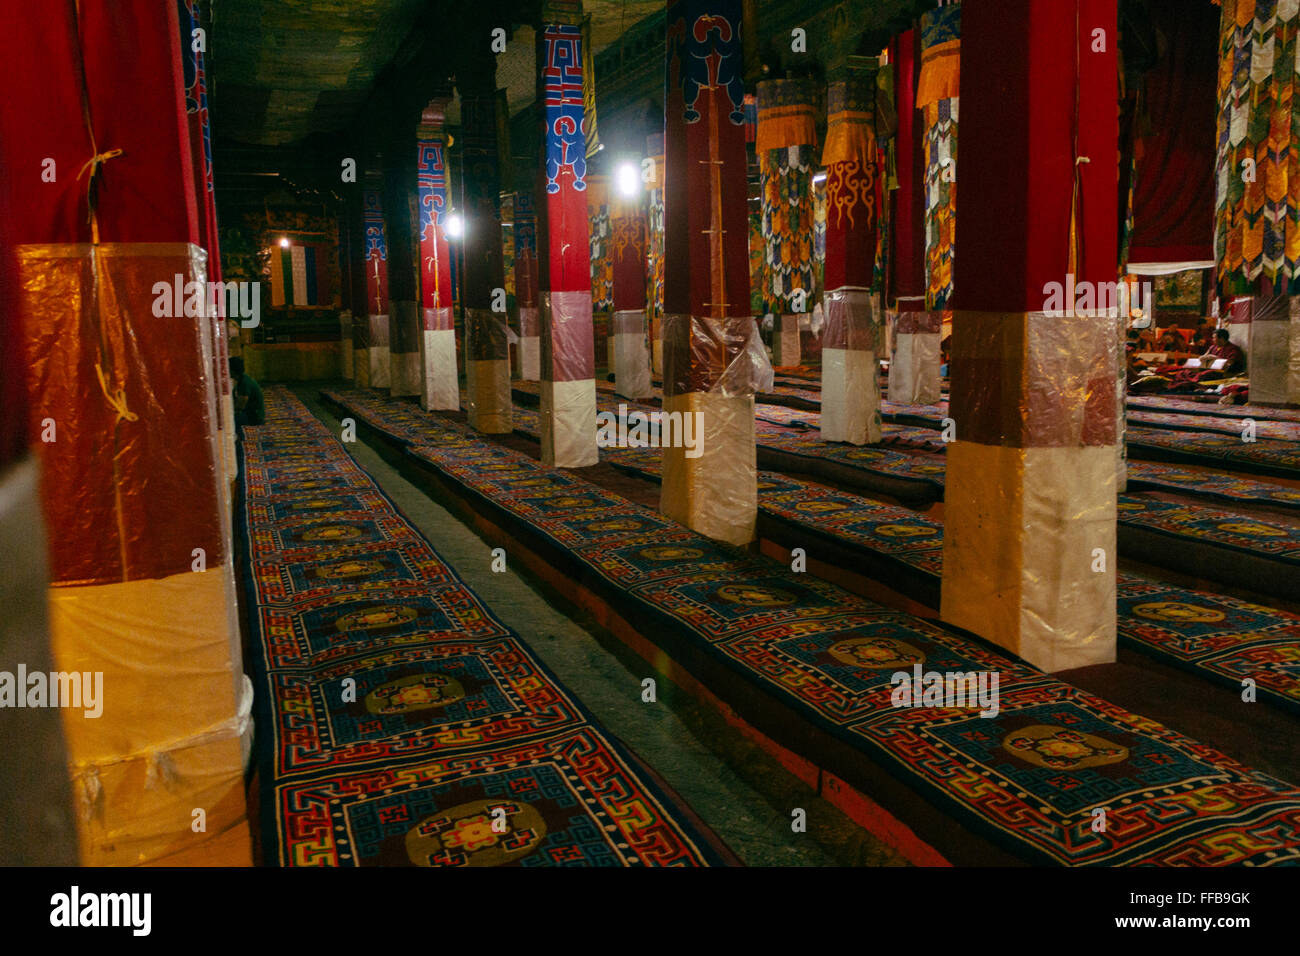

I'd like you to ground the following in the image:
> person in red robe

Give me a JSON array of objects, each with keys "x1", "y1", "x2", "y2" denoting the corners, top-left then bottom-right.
[{"x1": 1167, "y1": 329, "x2": 1245, "y2": 390}]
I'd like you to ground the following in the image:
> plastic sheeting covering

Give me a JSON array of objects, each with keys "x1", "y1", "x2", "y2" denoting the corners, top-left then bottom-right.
[
  {"x1": 612, "y1": 309, "x2": 653, "y2": 398},
  {"x1": 659, "y1": 313, "x2": 768, "y2": 545},
  {"x1": 662, "y1": 314, "x2": 774, "y2": 399},
  {"x1": 820, "y1": 289, "x2": 882, "y2": 445},
  {"x1": 1247, "y1": 294, "x2": 1300, "y2": 405},
  {"x1": 541, "y1": 379, "x2": 599, "y2": 468},
  {"x1": 942, "y1": 310, "x2": 1119, "y2": 672},
  {"x1": 368, "y1": 315, "x2": 391, "y2": 388},
  {"x1": 772, "y1": 313, "x2": 801, "y2": 366},
  {"x1": 539, "y1": 291, "x2": 597, "y2": 467},
  {"x1": 941, "y1": 442, "x2": 1118, "y2": 673},
  {"x1": 660, "y1": 390, "x2": 758, "y2": 546},
  {"x1": 953, "y1": 311, "x2": 1117, "y2": 448},
  {"x1": 420, "y1": 328, "x2": 459, "y2": 411},
  {"x1": 542, "y1": 291, "x2": 596, "y2": 383},
  {"x1": 16, "y1": 241, "x2": 250, "y2": 863},
  {"x1": 888, "y1": 332, "x2": 942, "y2": 405},
  {"x1": 464, "y1": 307, "x2": 512, "y2": 432}
]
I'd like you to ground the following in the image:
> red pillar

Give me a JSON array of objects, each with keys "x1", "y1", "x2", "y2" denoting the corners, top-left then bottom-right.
[
  {"x1": 887, "y1": 27, "x2": 942, "y2": 404},
  {"x1": 536, "y1": 1, "x2": 598, "y2": 467},
  {"x1": 416, "y1": 101, "x2": 458, "y2": 409},
  {"x1": 941, "y1": 0, "x2": 1119, "y2": 672},
  {"x1": 362, "y1": 177, "x2": 391, "y2": 387},
  {"x1": 458, "y1": 45, "x2": 513, "y2": 433},
  {"x1": 820, "y1": 70, "x2": 884, "y2": 445},
  {"x1": 1, "y1": 0, "x2": 249, "y2": 863},
  {"x1": 610, "y1": 187, "x2": 652, "y2": 398},
  {"x1": 662, "y1": 0, "x2": 764, "y2": 545},
  {"x1": 513, "y1": 191, "x2": 542, "y2": 379}
]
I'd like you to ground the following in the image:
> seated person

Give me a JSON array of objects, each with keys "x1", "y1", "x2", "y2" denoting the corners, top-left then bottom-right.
[
  {"x1": 1167, "y1": 329, "x2": 1245, "y2": 390},
  {"x1": 1156, "y1": 327, "x2": 1184, "y2": 352},
  {"x1": 1126, "y1": 340, "x2": 1169, "y2": 392},
  {"x1": 229, "y1": 356, "x2": 265, "y2": 428},
  {"x1": 1190, "y1": 320, "x2": 1215, "y2": 352}
]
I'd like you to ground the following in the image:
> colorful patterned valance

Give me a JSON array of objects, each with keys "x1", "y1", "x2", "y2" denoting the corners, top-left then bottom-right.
[
  {"x1": 823, "y1": 74, "x2": 877, "y2": 168},
  {"x1": 756, "y1": 78, "x2": 818, "y2": 154},
  {"x1": 915, "y1": 3, "x2": 960, "y2": 109}
]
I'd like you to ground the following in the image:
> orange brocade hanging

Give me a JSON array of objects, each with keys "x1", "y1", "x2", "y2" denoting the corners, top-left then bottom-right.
[{"x1": 915, "y1": 3, "x2": 961, "y2": 110}]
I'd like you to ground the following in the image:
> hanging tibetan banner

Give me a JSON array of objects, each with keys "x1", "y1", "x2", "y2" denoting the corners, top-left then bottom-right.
[
  {"x1": 756, "y1": 77, "x2": 818, "y2": 367},
  {"x1": 646, "y1": 133, "x2": 667, "y2": 374},
  {"x1": 179, "y1": 0, "x2": 235, "y2": 498},
  {"x1": 362, "y1": 185, "x2": 391, "y2": 387},
  {"x1": 416, "y1": 105, "x2": 457, "y2": 410},
  {"x1": 821, "y1": 71, "x2": 884, "y2": 445},
  {"x1": 538, "y1": 4, "x2": 597, "y2": 467},
  {"x1": 582, "y1": 13, "x2": 600, "y2": 158},
  {"x1": 610, "y1": 187, "x2": 652, "y2": 398},
  {"x1": 663, "y1": 0, "x2": 768, "y2": 545},
  {"x1": 917, "y1": 2, "x2": 959, "y2": 312},
  {"x1": 514, "y1": 191, "x2": 541, "y2": 379},
  {"x1": 1215, "y1": 0, "x2": 1300, "y2": 404}
]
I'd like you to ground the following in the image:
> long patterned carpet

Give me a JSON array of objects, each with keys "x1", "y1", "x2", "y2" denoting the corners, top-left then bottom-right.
[
  {"x1": 325, "y1": 387, "x2": 1300, "y2": 866},
  {"x1": 751, "y1": 475, "x2": 1300, "y2": 718},
  {"x1": 582, "y1": 393, "x2": 1300, "y2": 581},
  {"x1": 238, "y1": 389, "x2": 729, "y2": 866},
  {"x1": 1127, "y1": 410, "x2": 1300, "y2": 441},
  {"x1": 1125, "y1": 426, "x2": 1300, "y2": 479},
  {"x1": 1127, "y1": 394, "x2": 1300, "y2": 423}
]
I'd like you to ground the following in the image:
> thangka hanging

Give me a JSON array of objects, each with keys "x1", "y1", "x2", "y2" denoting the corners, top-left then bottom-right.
[
  {"x1": 589, "y1": 186, "x2": 612, "y2": 312},
  {"x1": 757, "y1": 79, "x2": 818, "y2": 315},
  {"x1": 760, "y1": 144, "x2": 817, "y2": 314},
  {"x1": 1215, "y1": 0, "x2": 1300, "y2": 295},
  {"x1": 814, "y1": 176, "x2": 827, "y2": 299},
  {"x1": 917, "y1": 3, "x2": 959, "y2": 311},
  {"x1": 646, "y1": 179, "x2": 665, "y2": 324},
  {"x1": 923, "y1": 99, "x2": 957, "y2": 309},
  {"x1": 749, "y1": 209, "x2": 766, "y2": 315},
  {"x1": 500, "y1": 193, "x2": 516, "y2": 301}
]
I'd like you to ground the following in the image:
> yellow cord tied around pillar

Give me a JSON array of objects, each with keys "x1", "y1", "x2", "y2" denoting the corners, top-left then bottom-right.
[{"x1": 96, "y1": 362, "x2": 139, "y2": 425}]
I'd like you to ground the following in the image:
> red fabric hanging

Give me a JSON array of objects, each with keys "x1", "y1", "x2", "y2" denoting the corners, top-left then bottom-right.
[{"x1": 1126, "y1": 0, "x2": 1218, "y2": 264}]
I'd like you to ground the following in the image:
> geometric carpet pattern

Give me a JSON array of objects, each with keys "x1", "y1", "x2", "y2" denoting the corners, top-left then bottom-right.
[
  {"x1": 1127, "y1": 426, "x2": 1300, "y2": 477},
  {"x1": 515, "y1": 397, "x2": 1300, "y2": 570},
  {"x1": 1127, "y1": 410, "x2": 1300, "y2": 442},
  {"x1": 1127, "y1": 462, "x2": 1300, "y2": 511},
  {"x1": 751, "y1": 473, "x2": 1300, "y2": 717},
  {"x1": 238, "y1": 388, "x2": 728, "y2": 866},
  {"x1": 1127, "y1": 394, "x2": 1300, "y2": 423},
  {"x1": 325, "y1": 387, "x2": 1300, "y2": 865}
]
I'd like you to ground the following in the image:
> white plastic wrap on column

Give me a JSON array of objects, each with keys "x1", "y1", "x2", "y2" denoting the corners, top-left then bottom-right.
[
  {"x1": 542, "y1": 290, "x2": 597, "y2": 468},
  {"x1": 612, "y1": 309, "x2": 653, "y2": 398},
  {"x1": 1248, "y1": 295, "x2": 1300, "y2": 405},
  {"x1": 772, "y1": 312, "x2": 801, "y2": 367},
  {"x1": 541, "y1": 379, "x2": 598, "y2": 468},
  {"x1": 421, "y1": 328, "x2": 459, "y2": 410},
  {"x1": 661, "y1": 391, "x2": 757, "y2": 546},
  {"x1": 820, "y1": 289, "x2": 881, "y2": 445},
  {"x1": 888, "y1": 332, "x2": 942, "y2": 404},
  {"x1": 369, "y1": 314, "x2": 391, "y2": 388},
  {"x1": 518, "y1": 305, "x2": 541, "y2": 380}
]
